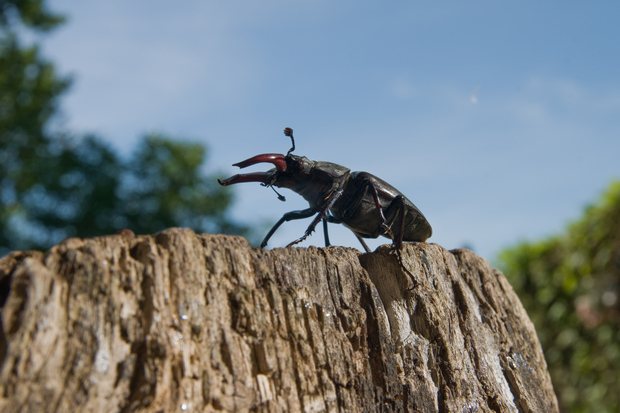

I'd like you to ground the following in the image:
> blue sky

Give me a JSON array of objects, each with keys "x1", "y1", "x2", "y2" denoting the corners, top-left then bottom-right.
[{"x1": 41, "y1": 0, "x2": 619, "y2": 262}]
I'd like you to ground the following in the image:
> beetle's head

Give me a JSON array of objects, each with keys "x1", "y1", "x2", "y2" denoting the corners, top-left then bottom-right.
[{"x1": 217, "y1": 128, "x2": 312, "y2": 201}]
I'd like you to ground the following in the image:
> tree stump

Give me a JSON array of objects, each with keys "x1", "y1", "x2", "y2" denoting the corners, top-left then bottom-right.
[{"x1": 0, "y1": 228, "x2": 558, "y2": 412}]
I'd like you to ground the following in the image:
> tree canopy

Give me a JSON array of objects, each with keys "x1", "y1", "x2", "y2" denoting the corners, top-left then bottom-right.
[
  {"x1": 499, "y1": 181, "x2": 620, "y2": 412},
  {"x1": 0, "y1": 0, "x2": 248, "y2": 256},
  {"x1": 0, "y1": 0, "x2": 65, "y2": 32}
]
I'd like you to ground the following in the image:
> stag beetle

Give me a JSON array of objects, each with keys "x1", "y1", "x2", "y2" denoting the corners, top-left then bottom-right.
[{"x1": 218, "y1": 128, "x2": 432, "y2": 282}]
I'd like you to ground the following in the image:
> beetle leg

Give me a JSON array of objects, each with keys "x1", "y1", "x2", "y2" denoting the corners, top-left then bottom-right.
[
  {"x1": 324, "y1": 214, "x2": 344, "y2": 247},
  {"x1": 362, "y1": 182, "x2": 406, "y2": 249},
  {"x1": 383, "y1": 196, "x2": 418, "y2": 287},
  {"x1": 261, "y1": 208, "x2": 316, "y2": 248},
  {"x1": 363, "y1": 185, "x2": 418, "y2": 286},
  {"x1": 322, "y1": 217, "x2": 331, "y2": 247},
  {"x1": 325, "y1": 214, "x2": 372, "y2": 252},
  {"x1": 287, "y1": 189, "x2": 344, "y2": 248},
  {"x1": 366, "y1": 182, "x2": 393, "y2": 236},
  {"x1": 381, "y1": 195, "x2": 406, "y2": 250},
  {"x1": 355, "y1": 234, "x2": 371, "y2": 253}
]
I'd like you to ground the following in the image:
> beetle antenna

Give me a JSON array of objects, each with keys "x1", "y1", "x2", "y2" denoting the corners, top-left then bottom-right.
[{"x1": 283, "y1": 127, "x2": 295, "y2": 156}]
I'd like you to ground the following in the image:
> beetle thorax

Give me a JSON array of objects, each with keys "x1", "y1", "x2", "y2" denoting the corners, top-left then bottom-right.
[{"x1": 273, "y1": 155, "x2": 350, "y2": 209}]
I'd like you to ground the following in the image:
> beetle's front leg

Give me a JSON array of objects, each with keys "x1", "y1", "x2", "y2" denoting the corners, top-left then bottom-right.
[{"x1": 261, "y1": 208, "x2": 316, "y2": 248}]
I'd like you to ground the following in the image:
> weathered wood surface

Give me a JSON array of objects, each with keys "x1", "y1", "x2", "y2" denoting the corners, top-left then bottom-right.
[{"x1": 0, "y1": 228, "x2": 558, "y2": 412}]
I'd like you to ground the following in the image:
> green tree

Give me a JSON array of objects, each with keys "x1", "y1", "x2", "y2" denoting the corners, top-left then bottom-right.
[
  {"x1": 1, "y1": 0, "x2": 69, "y2": 251},
  {"x1": 0, "y1": 0, "x2": 65, "y2": 30},
  {"x1": 498, "y1": 181, "x2": 620, "y2": 412},
  {"x1": 0, "y1": 0, "x2": 248, "y2": 255},
  {"x1": 120, "y1": 134, "x2": 246, "y2": 238}
]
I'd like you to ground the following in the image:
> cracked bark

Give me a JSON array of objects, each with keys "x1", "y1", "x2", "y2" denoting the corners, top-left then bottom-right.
[{"x1": 0, "y1": 228, "x2": 558, "y2": 412}]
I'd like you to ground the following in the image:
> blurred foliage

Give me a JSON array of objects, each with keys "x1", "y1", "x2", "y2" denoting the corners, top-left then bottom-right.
[
  {"x1": 0, "y1": 0, "x2": 249, "y2": 255},
  {"x1": 0, "y1": 0, "x2": 65, "y2": 32},
  {"x1": 120, "y1": 135, "x2": 247, "y2": 238},
  {"x1": 498, "y1": 181, "x2": 620, "y2": 412}
]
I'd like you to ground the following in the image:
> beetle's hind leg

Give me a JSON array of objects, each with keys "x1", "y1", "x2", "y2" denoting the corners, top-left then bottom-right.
[
  {"x1": 383, "y1": 196, "x2": 418, "y2": 288},
  {"x1": 381, "y1": 195, "x2": 407, "y2": 250},
  {"x1": 353, "y1": 176, "x2": 405, "y2": 246},
  {"x1": 365, "y1": 186, "x2": 417, "y2": 287}
]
